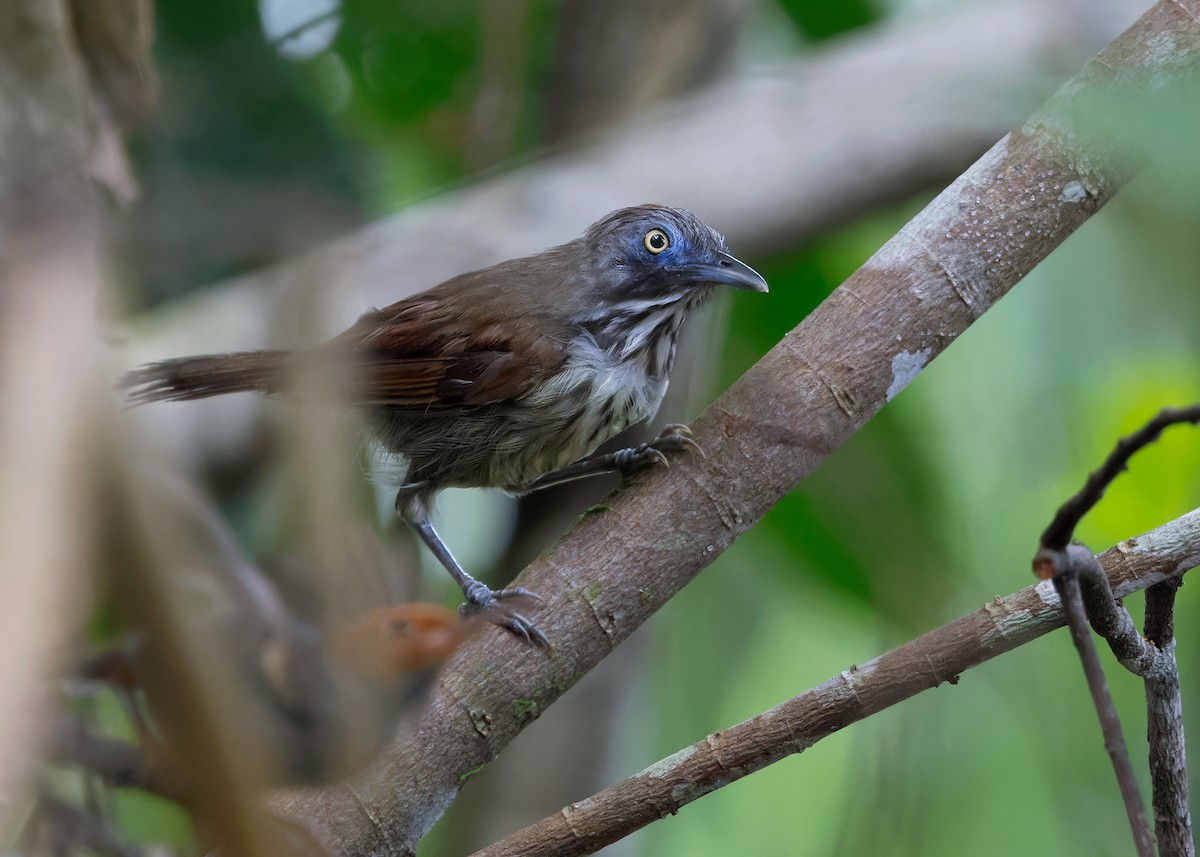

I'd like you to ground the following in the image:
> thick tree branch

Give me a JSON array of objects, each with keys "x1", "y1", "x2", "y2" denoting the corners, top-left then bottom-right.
[
  {"x1": 271, "y1": 2, "x2": 1200, "y2": 853},
  {"x1": 473, "y1": 509, "x2": 1200, "y2": 857}
]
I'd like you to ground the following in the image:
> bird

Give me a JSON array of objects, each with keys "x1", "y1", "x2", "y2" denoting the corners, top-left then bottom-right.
[{"x1": 125, "y1": 204, "x2": 768, "y2": 646}]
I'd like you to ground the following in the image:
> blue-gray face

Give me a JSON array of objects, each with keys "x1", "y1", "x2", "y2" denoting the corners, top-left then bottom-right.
[{"x1": 586, "y1": 205, "x2": 768, "y2": 301}]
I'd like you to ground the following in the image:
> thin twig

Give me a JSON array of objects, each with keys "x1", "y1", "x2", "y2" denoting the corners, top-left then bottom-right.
[
  {"x1": 470, "y1": 509, "x2": 1200, "y2": 857},
  {"x1": 1066, "y1": 548, "x2": 1174, "y2": 676},
  {"x1": 1039, "y1": 405, "x2": 1200, "y2": 551},
  {"x1": 1144, "y1": 578, "x2": 1193, "y2": 857},
  {"x1": 1051, "y1": 550, "x2": 1155, "y2": 857}
]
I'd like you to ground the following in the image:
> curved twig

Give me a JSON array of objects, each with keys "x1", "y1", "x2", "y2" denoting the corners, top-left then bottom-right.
[{"x1": 1039, "y1": 405, "x2": 1200, "y2": 552}]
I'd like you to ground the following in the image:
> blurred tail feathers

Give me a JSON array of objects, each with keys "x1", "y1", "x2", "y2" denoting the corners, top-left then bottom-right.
[{"x1": 123, "y1": 351, "x2": 289, "y2": 403}]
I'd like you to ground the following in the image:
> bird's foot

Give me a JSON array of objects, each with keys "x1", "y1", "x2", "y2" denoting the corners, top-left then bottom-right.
[
  {"x1": 613, "y1": 423, "x2": 705, "y2": 478},
  {"x1": 460, "y1": 582, "x2": 550, "y2": 649}
]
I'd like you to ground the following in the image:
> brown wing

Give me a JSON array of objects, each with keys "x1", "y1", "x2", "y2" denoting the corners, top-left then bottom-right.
[{"x1": 326, "y1": 291, "x2": 568, "y2": 408}]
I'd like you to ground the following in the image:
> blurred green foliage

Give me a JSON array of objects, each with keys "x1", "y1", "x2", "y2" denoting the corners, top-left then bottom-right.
[
  {"x1": 114, "y1": 0, "x2": 1200, "y2": 855},
  {"x1": 777, "y1": 0, "x2": 878, "y2": 40}
]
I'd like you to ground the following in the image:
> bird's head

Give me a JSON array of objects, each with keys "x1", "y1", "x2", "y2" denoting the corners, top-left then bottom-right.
[{"x1": 578, "y1": 204, "x2": 768, "y2": 305}]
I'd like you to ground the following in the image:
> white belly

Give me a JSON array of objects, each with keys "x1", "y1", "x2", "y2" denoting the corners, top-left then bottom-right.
[{"x1": 516, "y1": 336, "x2": 669, "y2": 476}]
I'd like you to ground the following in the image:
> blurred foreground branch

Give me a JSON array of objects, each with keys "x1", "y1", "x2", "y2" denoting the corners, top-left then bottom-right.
[
  {"x1": 272, "y1": 2, "x2": 1200, "y2": 854},
  {"x1": 0, "y1": 0, "x2": 107, "y2": 807},
  {"x1": 475, "y1": 507, "x2": 1200, "y2": 857}
]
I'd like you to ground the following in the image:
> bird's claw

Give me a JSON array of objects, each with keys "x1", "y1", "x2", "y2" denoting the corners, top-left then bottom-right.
[
  {"x1": 492, "y1": 585, "x2": 544, "y2": 605},
  {"x1": 460, "y1": 585, "x2": 551, "y2": 648},
  {"x1": 615, "y1": 423, "x2": 705, "y2": 478},
  {"x1": 652, "y1": 423, "x2": 705, "y2": 459}
]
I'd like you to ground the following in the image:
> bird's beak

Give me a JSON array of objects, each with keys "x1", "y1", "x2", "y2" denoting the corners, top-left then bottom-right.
[{"x1": 675, "y1": 252, "x2": 769, "y2": 292}]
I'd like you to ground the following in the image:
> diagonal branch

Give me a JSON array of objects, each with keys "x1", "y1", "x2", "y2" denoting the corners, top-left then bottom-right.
[
  {"x1": 271, "y1": 2, "x2": 1200, "y2": 854},
  {"x1": 472, "y1": 508, "x2": 1200, "y2": 857}
]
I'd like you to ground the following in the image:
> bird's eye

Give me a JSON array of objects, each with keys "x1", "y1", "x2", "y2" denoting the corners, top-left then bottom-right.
[{"x1": 643, "y1": 228, "x2": 670, "y2": 254}]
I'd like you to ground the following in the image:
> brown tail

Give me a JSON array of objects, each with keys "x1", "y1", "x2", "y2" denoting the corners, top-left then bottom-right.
[{"x1": 123, "y1": 350, "x2": 290, "y2": 404}]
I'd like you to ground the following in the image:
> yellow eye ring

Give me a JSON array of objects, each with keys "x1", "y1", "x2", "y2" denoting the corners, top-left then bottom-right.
[{"x1": 643, "y1": 228, "x2": 670, "y2": 254}]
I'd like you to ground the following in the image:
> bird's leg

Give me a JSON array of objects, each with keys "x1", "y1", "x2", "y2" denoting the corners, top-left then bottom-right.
[
  {"x1": 519, "y1": 423, "x2": 703, "y2": 494},
  {"x1": 396, "y1": 485, "x2": 549, "y2": 648},
  {"x1": 411, "y1": 518, "x2": 550, "y2": 648}
]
